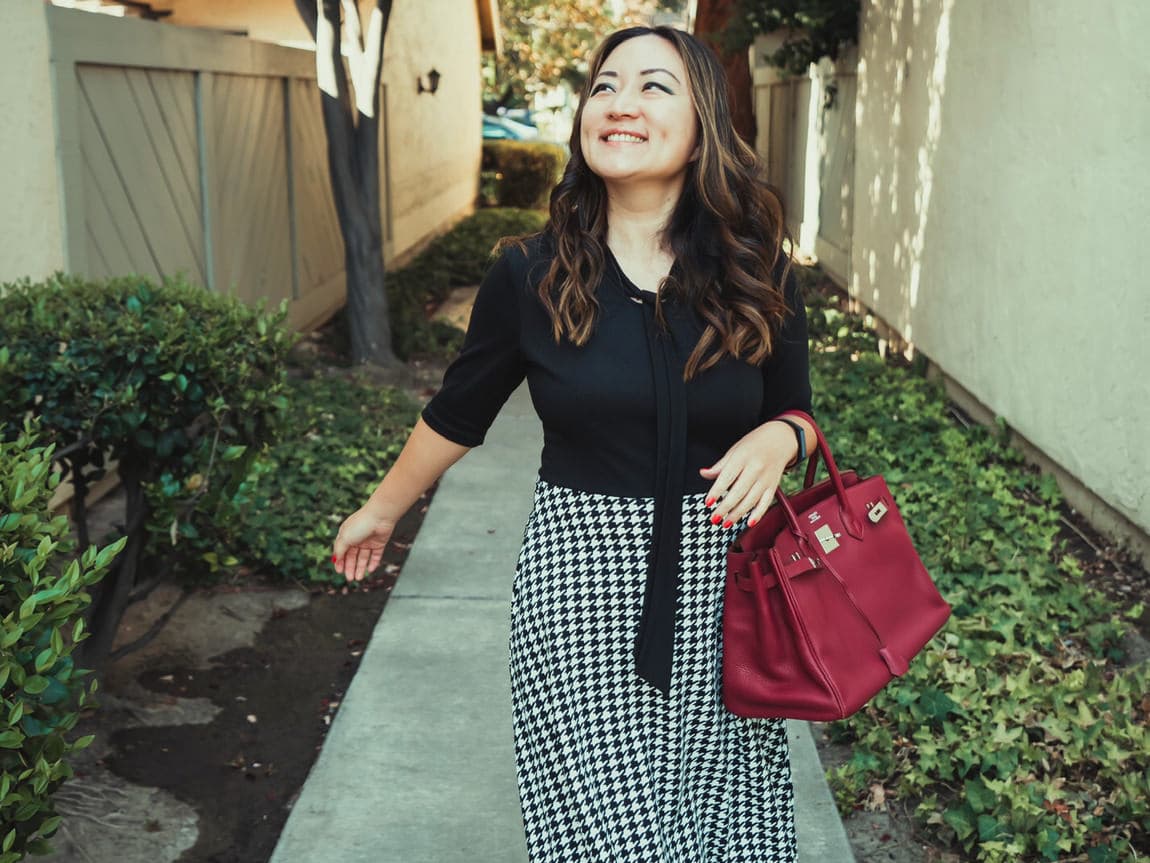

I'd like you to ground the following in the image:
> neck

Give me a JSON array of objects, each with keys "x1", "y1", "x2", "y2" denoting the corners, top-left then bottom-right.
[{"x1": 604, "y1": 176, "x2": 685, "y2": 256}]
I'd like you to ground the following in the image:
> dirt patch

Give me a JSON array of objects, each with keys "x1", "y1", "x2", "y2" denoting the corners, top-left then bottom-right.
[{"x1": 42, "y1": 485, "x2": 434, "y2": 863}]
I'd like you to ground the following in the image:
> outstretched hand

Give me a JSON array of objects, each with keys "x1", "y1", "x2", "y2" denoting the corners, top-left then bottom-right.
[
  {"x1": 699, "y1": 421, "x2": 798, "y2": 529},
  {"x1": 332, "y1": 507, "x2": 397, "y2": 582}
]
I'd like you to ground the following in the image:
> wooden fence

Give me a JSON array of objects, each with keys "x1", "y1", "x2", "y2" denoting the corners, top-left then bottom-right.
[
  {"x1": 752, "y1": 47, "x2": 857, "y2": 283},
  {"x1": 47, "y1": 5, "x2": 385, "y2": 330}
]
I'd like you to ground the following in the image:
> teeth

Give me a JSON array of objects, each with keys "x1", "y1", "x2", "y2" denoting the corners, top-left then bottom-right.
[{"x1": 605, "y1": 133, "x2": 645, "y2": 143}]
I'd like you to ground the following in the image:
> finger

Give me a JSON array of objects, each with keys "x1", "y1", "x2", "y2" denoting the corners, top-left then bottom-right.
[
  {"x1": 704, "y1": 457, "x2": 746, "y2": 511},
  {"x1": 711, "y1": 464, "x2": 756, "y2": 526},
  {"x1": 365, "y1": 548, "x2": 383, "y2": 578},
  {"x1": 746, "y1": 490, "x2": 778, "y2": 528},
  {"x1": 728, "y1": 478, "x2": 775, "y2": 526},
  {"x1": 715, "y1": 471, "x2": 762, "y2": 527},
  {"x1": 698, "y1": 453, "x2": 729, "y2": 487}
]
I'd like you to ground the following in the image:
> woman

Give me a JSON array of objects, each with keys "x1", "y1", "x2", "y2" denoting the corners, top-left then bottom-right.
[{"x1": 333, "y1": 26, "x2": 813, "y2": 862}]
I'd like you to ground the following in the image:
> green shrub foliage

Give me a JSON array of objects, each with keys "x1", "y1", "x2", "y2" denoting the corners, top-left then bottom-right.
[
  {"x1": 480, "y1": 141, "x2": 566, "y2": 209},
  {"x1": 155, "y1": 374, "x2": 420, "y2": 584},
  {"x1": 387, "y1": 207, "x2": 547, "y2": 359},
  {"x1": 0, "y1": 274, "x2": 293, "y2": 667},
  {"x1": 0, "y1": 423, "x2": 125, "y2": 861},
  {"x1": 802, "y1": 282, "x2": 1150, "y2": 861},
  {"x1": 721, "y1": 0, "x2": 861, "y2": 76}
]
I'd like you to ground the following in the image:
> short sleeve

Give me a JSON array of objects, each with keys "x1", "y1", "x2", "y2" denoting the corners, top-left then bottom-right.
[
  {"x1": 758, "y1": 261, "x2": 813, "y2": 421},
  {"x1": 421, "y1": 250, "x2": 528, "y2": 446}
]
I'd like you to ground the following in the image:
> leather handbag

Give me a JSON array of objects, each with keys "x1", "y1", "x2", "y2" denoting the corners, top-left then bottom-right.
[{"x1": 722, "y1": 410, "x2": 951, "y2": 720}]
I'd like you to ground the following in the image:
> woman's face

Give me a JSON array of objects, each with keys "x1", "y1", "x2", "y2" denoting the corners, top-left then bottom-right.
[{"x1": 580, "y1": 34, "x2": 698, "y2": 189}]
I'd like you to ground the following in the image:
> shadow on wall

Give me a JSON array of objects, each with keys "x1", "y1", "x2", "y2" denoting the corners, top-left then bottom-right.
[{"x1": 853, "y1": 0, "x2": 956, "y2": 347}]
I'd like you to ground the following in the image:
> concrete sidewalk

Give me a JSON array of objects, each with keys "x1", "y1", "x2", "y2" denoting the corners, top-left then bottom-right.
[{"x1": 269, "y1": 386, "x2": 854, "y2": 863}]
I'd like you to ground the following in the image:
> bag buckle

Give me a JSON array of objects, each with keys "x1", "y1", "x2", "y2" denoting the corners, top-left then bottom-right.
[
  {"x1": 813, "y1": 524, "x2": 840, "y2": 553},
  {"x1": 867, "y1": 501, "x2": 888, "y2": 524}
]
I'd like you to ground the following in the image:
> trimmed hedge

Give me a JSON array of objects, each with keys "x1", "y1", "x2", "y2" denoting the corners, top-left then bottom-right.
[
  {"x1": 480, "y1": 141, "x2": 566, "y2": 209},
  {"x1": 0, "y1": 423, "x2": 124, "y2": 861},
  {"x1": 0, "y1": 274, "x2": 293, "y2": 665}
]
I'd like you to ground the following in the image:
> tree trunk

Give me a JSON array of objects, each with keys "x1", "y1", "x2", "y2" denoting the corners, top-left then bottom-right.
[
  {"x1": 694, "y1": 0, "x2": 757, "y2": 146},
  {"x1": 75, "y1": 471, "x2": 148, "y2": 676},
  {"x1": 297, "y1": 0, "x2": 399, "y2": 367}
]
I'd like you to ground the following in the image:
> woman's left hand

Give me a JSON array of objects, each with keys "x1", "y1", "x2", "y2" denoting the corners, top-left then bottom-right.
[{"x1": 699, "y1": 421, "x2": 798, "y2": 528}]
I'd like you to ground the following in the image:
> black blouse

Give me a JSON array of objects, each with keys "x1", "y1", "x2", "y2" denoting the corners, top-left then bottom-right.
[{"x1": 422, "y1": 235, "x2": 813, "y2": 693}]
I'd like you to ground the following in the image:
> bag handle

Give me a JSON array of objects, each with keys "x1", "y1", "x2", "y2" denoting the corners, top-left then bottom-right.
[{"x1": 774, "y1": 410, "x2": 864, "y2": 539}]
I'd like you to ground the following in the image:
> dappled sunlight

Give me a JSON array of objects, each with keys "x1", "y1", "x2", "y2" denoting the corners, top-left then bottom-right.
[
  {"x1": 906, "y1": 0, "x2": 953, "y2": 318},
  {"x1": 851, "y1": 0, "x2": 955, "y2": 349}
]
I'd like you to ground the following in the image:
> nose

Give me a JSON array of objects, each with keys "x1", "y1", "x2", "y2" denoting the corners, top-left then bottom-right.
[{"x1": 606, "y1": 85, "x2": 639, "y2": 119}]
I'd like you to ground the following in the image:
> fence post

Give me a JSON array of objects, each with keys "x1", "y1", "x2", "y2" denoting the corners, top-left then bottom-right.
[{"x1": 196, "y1": 70, "x2": 216, "y2": 293}]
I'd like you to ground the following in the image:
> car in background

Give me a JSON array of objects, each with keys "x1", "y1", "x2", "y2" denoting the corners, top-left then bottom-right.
[{"x1": 482, "y1": 114, "x2": 540, "y2": 141}]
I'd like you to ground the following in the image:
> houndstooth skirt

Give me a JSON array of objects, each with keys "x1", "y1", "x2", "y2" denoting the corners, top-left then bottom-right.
[{"x1": 509, "y1": 480, "x2": 797, "y2": 862}]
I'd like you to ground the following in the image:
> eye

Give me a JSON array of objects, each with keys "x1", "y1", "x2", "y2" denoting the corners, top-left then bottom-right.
[
  {"x1": 643, "y1": 81, "x2": 673, "y2": 94},
  {"x1": 590, "y1": 81, "x2": 615, "y2": 95}
]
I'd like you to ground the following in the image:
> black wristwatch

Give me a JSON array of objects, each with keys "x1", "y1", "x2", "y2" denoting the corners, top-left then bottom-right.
[{"x1": 776, "y1": 417, "x2": 807, "y2": 465}]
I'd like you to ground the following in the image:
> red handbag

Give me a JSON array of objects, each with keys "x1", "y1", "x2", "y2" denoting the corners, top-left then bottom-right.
[{"x1": 722, "y1": 411, "x2": 951, "y2": 720}]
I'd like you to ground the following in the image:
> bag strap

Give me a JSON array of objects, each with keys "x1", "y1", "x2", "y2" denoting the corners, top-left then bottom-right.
[{"x1": 773, "y1": 410, "x2": 863, "y2": 539}]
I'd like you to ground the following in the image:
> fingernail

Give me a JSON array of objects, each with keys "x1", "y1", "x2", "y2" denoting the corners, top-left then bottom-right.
[
  {"x1": 711, "y1": 514, "x2": 722, "y2": 525},
  {"x1": 748, "y1": 518, "x2": 758, "y2": 527},
  {"x1": 723, "y1": 520, "x2": 733, "y2": 529},
  {"x1": 705, "y1": 497, "x2": 715, "y2": 507},
  {"x1": 331, "y1": 554, "x2": 338, "y2": 564}
]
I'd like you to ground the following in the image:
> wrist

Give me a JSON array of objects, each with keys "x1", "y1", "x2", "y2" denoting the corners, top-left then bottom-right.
[
  {"x1": 361, "y1": 493, "x2": 403, "y2": 527},
  {"x1": 771, "y1": 417, "x2": 807, "y2": 467}
]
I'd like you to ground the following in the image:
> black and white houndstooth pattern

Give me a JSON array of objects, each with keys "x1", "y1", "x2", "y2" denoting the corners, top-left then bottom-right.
[{"x1": 510, "y1": 480, "x2": 796, "y2": 862}]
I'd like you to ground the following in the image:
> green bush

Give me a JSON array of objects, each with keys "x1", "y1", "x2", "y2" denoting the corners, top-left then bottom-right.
[
  {"x1": 480, "y1": 141, "x2": 566, "y2": 209},
  {"x1": 155, "y1": 374, "x2": 420, "y2": 584},
  {"x1": 0, "y1": 422, "x2": 125, "y2": 861},
  {"x1": 804, "y1": 275, "x2": 1150, "y2": 862},
  {"x1": 0, "y1": 274, "x2": 293, "y2": 667},
  {"x1": 387, "y1": 207, "x2": 548, "y2": 359}
]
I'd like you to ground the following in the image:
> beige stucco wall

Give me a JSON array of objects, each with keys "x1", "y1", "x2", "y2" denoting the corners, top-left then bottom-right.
[
  {"x1": 0, "y1": 1, "x2": 67, "y2": 282},
  {"x1": 162, "y1": 0, "x2": 482, "y2": 261},
  {"x1": 851, "y1": 0, "x2": 1150, "y2": 533}
]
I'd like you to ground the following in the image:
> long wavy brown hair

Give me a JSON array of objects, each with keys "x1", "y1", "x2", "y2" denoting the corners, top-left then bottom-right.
[{"x1": 509, "y1": 26, "x2": 795, "y2": 380}]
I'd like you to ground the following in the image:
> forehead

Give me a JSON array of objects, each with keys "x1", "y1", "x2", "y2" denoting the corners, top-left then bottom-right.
[{"x1": 598, "y1": 34, "x2": 686, "y2": 78}]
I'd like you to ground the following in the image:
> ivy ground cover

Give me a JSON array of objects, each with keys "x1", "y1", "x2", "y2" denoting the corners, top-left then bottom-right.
[{"x1": 801, "y1": 276, "x2": 1149, "y2": 861}]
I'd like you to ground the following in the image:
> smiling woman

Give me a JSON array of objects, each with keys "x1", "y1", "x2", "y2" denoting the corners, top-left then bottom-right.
[
  {"x1": 580, "y1": 36, "x2": 699, "y2": 189},
  {"x1": 333, "y1": 25, "x2": 809, "y2": 863}
]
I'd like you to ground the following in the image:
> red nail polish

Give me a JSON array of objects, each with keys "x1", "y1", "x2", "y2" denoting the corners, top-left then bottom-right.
[
  {"x1": 705, "y1": 497, "x2": 715, "y2": 507},
  {"x1": 711, "y1": 514, "x2": 722, "y2": 525},
  {"x1": 331, "y1": 554, "x2": 338, "y2": 564},
  {"x1": 723, "y1": 520, "x2": 733, "y2": 529},
  {"x1": 748, "y1": 518, "x2": 758, "y2": 528}
]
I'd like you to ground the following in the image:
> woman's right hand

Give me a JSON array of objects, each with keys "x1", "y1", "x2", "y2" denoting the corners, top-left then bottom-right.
[{"x1": 332, "y1": 506, "x2": 397, "y2": 582}]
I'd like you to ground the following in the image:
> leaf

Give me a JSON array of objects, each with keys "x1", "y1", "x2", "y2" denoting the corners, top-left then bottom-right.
[
  {"x1": 22, "y1": 675, "x2": 50, "y2": 695},
  {"x1": 976, "y1": 813, "x2": 1005, "y2": 841},
  {"x1": 942, "y1": 806, "x2": 975, "y2": 841},
  {"x1": 0, "y1": 730, "x2": 24, "y2": 749},
  {"x1": 34, "y1": 648, "x2": 55, "y2": 673}
]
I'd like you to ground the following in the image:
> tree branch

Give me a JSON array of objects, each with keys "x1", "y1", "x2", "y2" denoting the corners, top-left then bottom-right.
[
  {"x1": 293, "y1": 0, "x2": 317, "y2": 41},
  {"x1": 107, "y1": 588, "x2": 191, "y2": 661}
]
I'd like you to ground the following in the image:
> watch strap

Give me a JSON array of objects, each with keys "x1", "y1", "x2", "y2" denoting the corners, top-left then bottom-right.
[{"x1": 775, "y1": 416, "x2": 807, "y2": 465}]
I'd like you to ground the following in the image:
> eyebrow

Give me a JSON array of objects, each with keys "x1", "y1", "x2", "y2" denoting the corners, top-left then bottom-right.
[{"x1": 595, "y1": 68, "x2": 682, "y2": 84}]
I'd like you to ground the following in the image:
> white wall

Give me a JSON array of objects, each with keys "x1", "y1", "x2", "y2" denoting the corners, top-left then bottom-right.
[
  {"x1": 851, "y1": 0, "x2": 1150, "y2": 533},
  {"x1": 0, "y1": 1, "x2": 67, "y2": 282}
]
